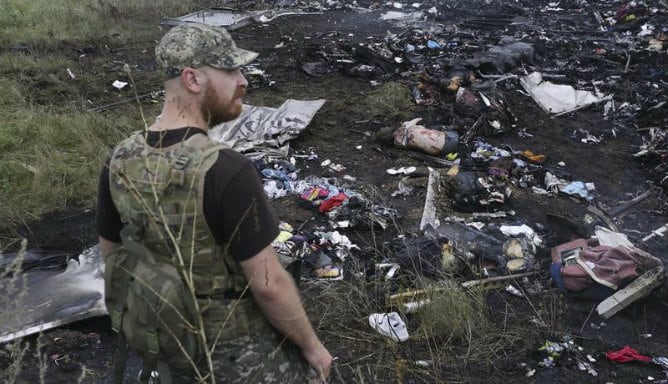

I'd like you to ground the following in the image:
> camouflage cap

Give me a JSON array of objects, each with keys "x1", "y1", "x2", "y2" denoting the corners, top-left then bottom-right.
[{"x1": 156, "y1": 23, "x2": 258, "y2": 78}]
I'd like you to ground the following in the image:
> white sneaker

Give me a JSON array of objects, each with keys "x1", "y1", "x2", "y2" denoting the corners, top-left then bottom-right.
[
  {"x1": 386, "y1": 166, "x2": 417, "y2": 176},
  {"x1": 368, "y1": 312, "x2": 409, "y2": 342}
]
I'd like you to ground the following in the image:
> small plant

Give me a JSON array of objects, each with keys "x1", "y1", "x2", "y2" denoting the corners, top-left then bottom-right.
[{"x1": 415, "y1": 281, "x2": 494, "y2": 345}]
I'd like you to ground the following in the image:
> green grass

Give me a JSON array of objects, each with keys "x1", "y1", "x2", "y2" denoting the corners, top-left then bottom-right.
[
  {"x1": 0, "y1": 0, "x2": 195, "y2": 47},
  {"x1": 0, "y1": 0, "x2": 202, "y2": 233},
  {"x1": 0, "y1": 101, "x2": 140, "y2": 227},
  {"x1": 360, "y1": 81, "x2": 417, "y2": 122}
]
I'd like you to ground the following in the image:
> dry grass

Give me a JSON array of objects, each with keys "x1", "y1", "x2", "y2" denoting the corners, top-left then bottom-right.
[{"x1": 300, "y1": 264, "x2": 564, "y2": 383}]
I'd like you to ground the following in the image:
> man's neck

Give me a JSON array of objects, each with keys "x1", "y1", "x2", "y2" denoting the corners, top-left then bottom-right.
[
  {"x1": 148, "y1": 94, "x2": 208, "y2": 132},
  {"x1": 148, "y1": 118, "x2": 207, "y2": 133}
]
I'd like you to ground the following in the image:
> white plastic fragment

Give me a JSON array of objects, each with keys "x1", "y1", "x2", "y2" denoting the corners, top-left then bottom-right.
[
  {"x1": 466, "y1": 222, "x2": 485, "y2": 230},
  {"x1": 329, "y1": 163, "x2": 346, "y2": 172},
  {"x1": 419, "y1": 167, "x2": 441, "y2": 230},
  {"x1": 335, "y1": 220, "x2": 350, "y2": 228},
  {"x1": 576, "y1": 360, "x2": 598, "y2": 376},
  {"x1": 112, "y1": 80, "x2": 128, "y2": 90},
  {"x1": 638, "y1": 23, "x2": 655, "y2": 37},
  {"x1": 368, "y1": 312, "x2": 409, "y2": 342},
  {"x1": 384, "y1": 264, "x2": 400, "y2": 279},
  {"x1": 327, "y1": 231, "x2": 358, "y2": 251},
  {"x1": 520, "y1": 72, "x2": 612, "y2": 115},
  {"x1": 404, "y1": 300, "x2": 430, "y2": 313},
  {"x1": 506, "y1": 284, "x2": 524, "y2": 297},
  {"x1": 391, "y1": 179, "x2": 413, "y2": 197},
  {"x1": 500, "y1": 224, "x2": 536, "y2": 239},
  {"x1": 414, "y1": 360, "x2": 431, "y2": 367},
  {"x1": 380, "y1": 10, "x2": 424, "y2": 22},
  {"x1": 642, "y1": 222, "x2": 668, "y2": 242}
]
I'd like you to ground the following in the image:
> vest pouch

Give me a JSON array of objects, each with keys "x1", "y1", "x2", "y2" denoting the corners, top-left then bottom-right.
[
  {"x1": 201, "y1": 297, "x2": 270, "y2": 343},
  {"x1": 105, "y1": 243, "x2": 201, "y2": 371}
]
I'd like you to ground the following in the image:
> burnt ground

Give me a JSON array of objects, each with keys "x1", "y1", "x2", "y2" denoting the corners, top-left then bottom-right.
[{"x1": 2, "y1": 0, "x2": 668, "y2": 383}]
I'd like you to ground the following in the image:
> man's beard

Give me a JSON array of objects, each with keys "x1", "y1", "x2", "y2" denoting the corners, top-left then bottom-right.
[{"x1": 200, "y1": 85, "x2": 245, "y2": 127}]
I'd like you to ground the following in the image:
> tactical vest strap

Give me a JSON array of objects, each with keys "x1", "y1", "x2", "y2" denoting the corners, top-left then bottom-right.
[
  {"x1": 201, "y1": 144, "x2": 231, "y2": 159},
  {"x1": 146, "y1": 330, "x2": 160, "y2": 355},
  {"x1": 107, "y1": 223, "x2": 142, "y2": 333},
  {"x1": 173, "y1": 153, "x2": 191, "y2": 170},
  {"x1": 157, "y1": 360, "x2": 173, "y2": 384},
  {"x1": 170, "y1": 153, "x2": 190, "y2": 187},
  {"x1": 113, "y1": 334, "x2": 129, "y2": 384}
]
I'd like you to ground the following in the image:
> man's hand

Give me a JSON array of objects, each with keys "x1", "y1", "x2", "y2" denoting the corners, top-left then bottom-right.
[{"x1": 303, "y1": 341, "x2": 333, "y2": 382}]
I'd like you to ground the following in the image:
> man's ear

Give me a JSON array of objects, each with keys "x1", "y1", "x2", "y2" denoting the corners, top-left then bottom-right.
[{"x1": 180, "y1": 67, "x2": 204, "y2": 93}]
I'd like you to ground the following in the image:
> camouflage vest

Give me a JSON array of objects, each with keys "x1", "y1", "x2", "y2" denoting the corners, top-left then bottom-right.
[
  {"x1": 105, "y1": 131, "x2": 262, "y2": 383},
  {"x1": 107, "y1": 131, "x2": 247, "y2": 294}
]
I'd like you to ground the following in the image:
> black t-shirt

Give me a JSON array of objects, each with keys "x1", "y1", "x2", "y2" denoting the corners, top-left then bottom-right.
[{"x1": 96, "y1": 127, "x2": 279, "y2": 262}]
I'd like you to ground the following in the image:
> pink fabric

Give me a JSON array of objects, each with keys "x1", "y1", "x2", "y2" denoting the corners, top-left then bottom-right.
[
  {"x1": 605, "y1": 346, "x2": 651, "y2": 363},
  {"x1": 560, "y1": 245, "x2": 662, "y2": 291}
]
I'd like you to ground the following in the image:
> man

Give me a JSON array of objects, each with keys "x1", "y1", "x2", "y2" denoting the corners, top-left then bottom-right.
[{"x1": 96, "y1": 23, "x2": 332, "y2": 383}]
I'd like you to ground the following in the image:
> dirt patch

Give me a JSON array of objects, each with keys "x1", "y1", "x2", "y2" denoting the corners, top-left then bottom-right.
[{"x1": 2, "y1": 0, "x2": 667, "y2": 383}]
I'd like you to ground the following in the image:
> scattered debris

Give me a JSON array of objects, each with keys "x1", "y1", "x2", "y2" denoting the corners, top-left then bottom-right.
[
  {"x1": 605, "y1": 346, "x2": 652, "y2": 363},
  {"x1": 0, "y1": 246, "x2": 106, "y2": 344},
  {"x1": 209, "y1": 99, "x2": 326, "y2": 160},
  {"x1": 4, "y1": 2, "x2": 668, "y2": 381},
  {"x1": 163, "y1": 8, "x2": 323, "y2": 30},
  {"x1": 550, "y1": 231, "x2": 664, "y2": 308},
  {"x1": 466, "y1": 37, "x2": 534, "y2": 73},
  {"x1": 111, "y1": 80, "x2": 128, "y2": 90},
  {"x1": 368, "y1": 312, "x2": 409, "y2": 342},
  {"x1": 597, "y1": 267, "x2": 664, "y2": 319},
  {"x1": 520, "y1": 72, "x2": 613, "y2": 115},
  {"x1": 643, "y1": 222, "x2": 668, "y2": 243}
]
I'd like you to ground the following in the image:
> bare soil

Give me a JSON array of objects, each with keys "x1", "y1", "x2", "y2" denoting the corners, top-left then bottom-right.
[{"x1": 2, "y1": 0, "x2": 667, "y2": 383}]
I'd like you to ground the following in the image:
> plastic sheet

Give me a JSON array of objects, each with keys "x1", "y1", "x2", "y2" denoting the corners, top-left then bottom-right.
[{"x1": 520, "y1": 72, "x2": 612, "y2": 115}]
